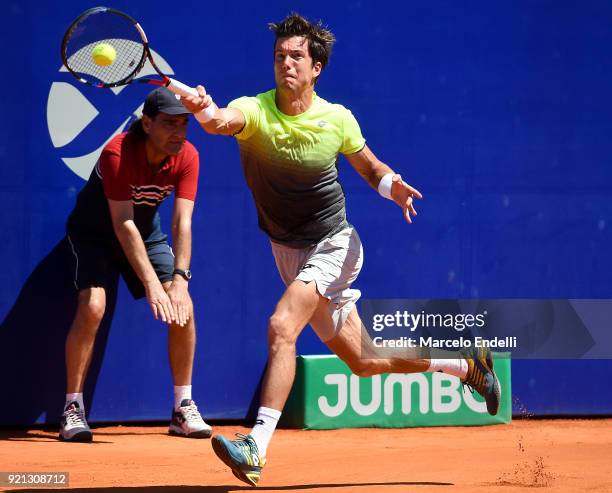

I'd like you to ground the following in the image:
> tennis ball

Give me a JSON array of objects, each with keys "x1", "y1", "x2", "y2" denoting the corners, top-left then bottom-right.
[{"x1": 92, "y1": 43, "x2": 116, "y2": 66}]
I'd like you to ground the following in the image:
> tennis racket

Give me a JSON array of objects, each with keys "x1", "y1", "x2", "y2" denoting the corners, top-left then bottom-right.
[{"x1": 61, "y1": 6, "x2": 213, "y2": 121}]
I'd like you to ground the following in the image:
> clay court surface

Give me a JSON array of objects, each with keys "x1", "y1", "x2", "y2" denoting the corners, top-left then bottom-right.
[{"x1": 1, "y1": 420, "x2": 611, "y2": 492}]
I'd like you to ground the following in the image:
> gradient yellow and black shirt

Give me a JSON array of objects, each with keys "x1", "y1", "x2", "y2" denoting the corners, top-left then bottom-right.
[{"x1": 229, "y1": 89, "x2": 365, "y2": 247}]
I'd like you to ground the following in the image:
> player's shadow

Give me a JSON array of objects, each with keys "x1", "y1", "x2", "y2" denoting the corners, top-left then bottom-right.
[
  {"x1": 0, "y1": 238, "x2": 116, "y2": 429},
  {"x1": 15, "y1": 482, "x2": 454, "y2": 492}
]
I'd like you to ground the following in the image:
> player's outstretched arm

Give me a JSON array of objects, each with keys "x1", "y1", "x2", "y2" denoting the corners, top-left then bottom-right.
[
  {"x1": 345, "y1": 145, "x2": 423, "y2": 223},
  {"x1": 180, "y1": 85, "x2": 246, "y2": 136}
]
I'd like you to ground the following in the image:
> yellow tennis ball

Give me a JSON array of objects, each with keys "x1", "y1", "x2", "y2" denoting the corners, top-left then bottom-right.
[{"x1": 92, "y1": 43, "x2": 116, "y2": 67}]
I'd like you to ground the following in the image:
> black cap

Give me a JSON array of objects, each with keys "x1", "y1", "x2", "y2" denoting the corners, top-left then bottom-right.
[{"x1": 143, "y1": 87, "x2": 190, "y2": 117}]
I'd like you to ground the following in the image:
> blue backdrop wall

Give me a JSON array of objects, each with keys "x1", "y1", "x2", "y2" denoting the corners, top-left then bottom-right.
[{"x1": 1, "y1": 0, "x2": 611, "y2": 424}]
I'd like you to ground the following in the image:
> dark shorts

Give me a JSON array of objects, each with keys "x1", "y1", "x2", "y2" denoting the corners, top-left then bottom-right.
[{"x1": 65, "y1": 234, "x2": 174, "y2": 299}]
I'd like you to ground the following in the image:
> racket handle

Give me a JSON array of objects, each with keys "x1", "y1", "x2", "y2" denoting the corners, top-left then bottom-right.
[
  {"x1": 166, "y1": 77, "x2": 198, "y2": 97},
  {"x1": 166, "y1": 77, "x2": 215, "y2": 123}
]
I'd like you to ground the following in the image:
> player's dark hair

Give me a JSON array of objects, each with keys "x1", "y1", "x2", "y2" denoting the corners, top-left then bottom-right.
[{"x1": 269, "y1": 13, "x2": 335, "y2": 83}]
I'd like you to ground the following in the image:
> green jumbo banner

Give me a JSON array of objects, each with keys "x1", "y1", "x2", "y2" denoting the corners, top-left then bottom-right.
[{"x1": 282, "y1": 355, "x2": 511, "y2": 429}]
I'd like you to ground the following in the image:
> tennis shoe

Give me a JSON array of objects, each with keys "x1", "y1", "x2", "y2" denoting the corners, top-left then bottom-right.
[
  {"x1": 211, "y1": 433, "x2": 265, "y2": 486},
  {"x1": 59, "y1": 401, "x2": 92, "y2": 442},
  {"x1": 169, "y1": 399, "x2": 212, "y2": 438},
  {"x1": 461, "y1": 347, "x2": 501, "y2": 415}
]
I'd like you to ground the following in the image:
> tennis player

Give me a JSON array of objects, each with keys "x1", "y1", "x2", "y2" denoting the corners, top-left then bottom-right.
[
  {"x1": 60, "y1": 87, "x2": 211, "y2": 442},
  {"x1": 183, "y1": 13, "x2": 500, "y2": 485}
]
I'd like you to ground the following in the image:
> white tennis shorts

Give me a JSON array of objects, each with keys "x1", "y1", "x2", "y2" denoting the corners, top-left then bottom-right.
[{"x1": 271, "y1": 226, "x2": 364, "y2": 342}]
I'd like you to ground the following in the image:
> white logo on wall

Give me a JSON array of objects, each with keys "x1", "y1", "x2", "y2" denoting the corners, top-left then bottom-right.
[
  {"x1": 46, "y1": 50, "x2": 175, "y2": 180},
  {"x1": 318, "y1": 373, "x2": 493, "y2": 417}
]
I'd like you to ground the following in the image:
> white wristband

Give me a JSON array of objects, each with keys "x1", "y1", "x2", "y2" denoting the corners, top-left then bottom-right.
[
  {"x1": 378, "y1": 172, "x2": 395, "y2": 200},
  {"x1": 194, "y1": 103, "x2": 216, "y2": 123}
]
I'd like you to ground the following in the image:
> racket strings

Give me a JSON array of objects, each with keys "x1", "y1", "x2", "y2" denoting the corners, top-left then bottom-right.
[
  {"x1": 62, "y1": 10, "x2": 147, "y2": 86},
  {"x1": 66, "y1": 37, "x2": 144, "y2": 85}
]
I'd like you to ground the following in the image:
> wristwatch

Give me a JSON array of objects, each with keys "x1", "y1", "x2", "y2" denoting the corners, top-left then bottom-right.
[{"x1": 173, "y1": 268, "x2": 192, "y2": 281}]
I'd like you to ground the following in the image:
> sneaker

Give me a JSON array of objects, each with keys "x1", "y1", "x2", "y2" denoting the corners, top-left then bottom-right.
[
  {"x1": 169, "y1": 399, "x2": 212, "y2": 438},
  {"x1": 462, "y1": 347, "x2": 501, "y2": 415},
  {"x1": 211, "y1": 433, "x2": 265, "y2": 486},
  {"x1": 59, "y1": 401, "x2": 92, "y2": 442}
]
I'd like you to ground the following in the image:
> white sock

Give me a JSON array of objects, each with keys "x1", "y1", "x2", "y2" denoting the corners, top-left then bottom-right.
[
  {"x1": 249, "y1": 406, "x2": 282, "y2": 457},
  {"x1": 174, "y1": 385, "x2": 192, "y2": 410},
  {"x1": 427, "y1": 358, "x2": 468, "y2": 379},
  {"x1": 65, "y1": 392, "x2": 84, "y2": 410}
]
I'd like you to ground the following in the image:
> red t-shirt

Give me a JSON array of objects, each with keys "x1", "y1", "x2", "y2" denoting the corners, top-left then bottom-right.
[
  {"x1": 100, "y1": 132, "x2": 199, "y2": 203},
  {"x1": 66, "y1": 132, "x2": 199, "y2": 244}
]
